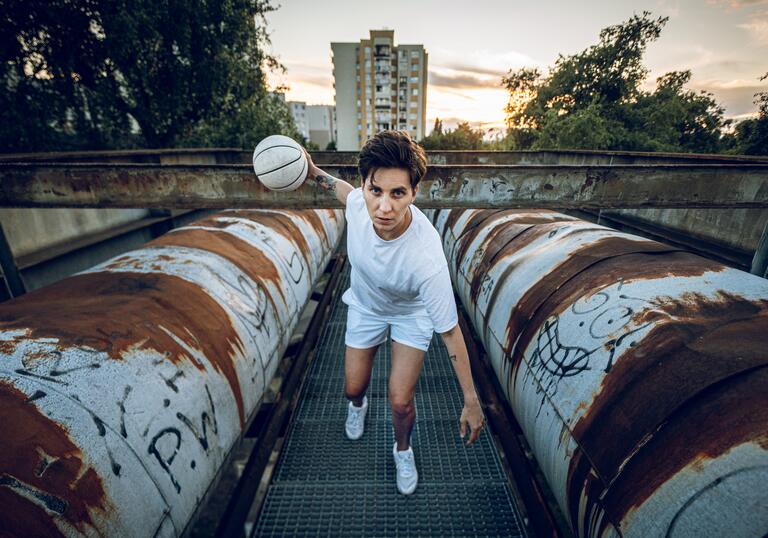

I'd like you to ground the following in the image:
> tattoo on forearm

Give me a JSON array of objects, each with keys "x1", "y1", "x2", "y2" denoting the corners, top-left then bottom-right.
[
  {"x1": 448, "y1": 354, "x2": 457, "y2": 362},
  {"x1": 313, "y1": 174, "x2": 336, "y2": 192}
]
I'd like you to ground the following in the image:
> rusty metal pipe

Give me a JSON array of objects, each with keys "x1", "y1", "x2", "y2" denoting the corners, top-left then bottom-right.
[
  {"x1": 431, "y1": 208, "x2": 768, "y2": 537},
  {"x1": 0, "y1": 208, "x2": 344, "y2": 536}
]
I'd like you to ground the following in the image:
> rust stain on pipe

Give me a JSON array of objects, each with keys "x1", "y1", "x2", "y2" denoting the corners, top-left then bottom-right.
[
  {"x1": 568, "y1": 292, "x2": 768, "y2": 513},
  {"x1": 0, "y1": 272, "x2": 247, "y2": 425},
  {"x1": 201, "y1": 211, "x2": 313, "y2": 266},
  {"x1": 602, "y1": 366, "x2": 768, "y2": 520},
  {"x1": 0, "y1": 380, "x2": 109, "y2": 536},
  {"x1": 501, "y1": 236, "x2": 679, "y2": 358},
  {"x1": 436, "y1": 207, "x2": 768, "y2": 536},
  {"x1": 149, "y1": 229, "x2": 287, "y2": 308}
]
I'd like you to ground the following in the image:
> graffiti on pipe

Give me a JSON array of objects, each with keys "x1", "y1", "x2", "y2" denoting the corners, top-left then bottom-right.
[
  {"x1": 433, "y1": 208, "x2": 768, "y2": 537},
  {"x1": 0, "y1": 209, "x2": 344, "y2": 536}
]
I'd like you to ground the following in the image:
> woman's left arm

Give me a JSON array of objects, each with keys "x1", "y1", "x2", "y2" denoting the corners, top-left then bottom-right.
[{"x1": 439, "y1": 324, "x2": 485, "y2": 445}]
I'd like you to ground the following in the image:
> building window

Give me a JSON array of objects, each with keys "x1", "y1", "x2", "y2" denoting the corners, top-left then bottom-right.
[
  {"x1": 409, "y1": 76, "x2": 419, "y2": 83},
  {"x1": 409, "y1": 101, "x2": 418, "y2": 108},
  {"x1": 358, "y1": 123, "x2": 362, "y2": 131},
  {"x1": 410, "y1": 50, "x2": 419, "y2": 58},
  {"x1": 412, "y1": 88, "x2": 418, "y2": 96}
]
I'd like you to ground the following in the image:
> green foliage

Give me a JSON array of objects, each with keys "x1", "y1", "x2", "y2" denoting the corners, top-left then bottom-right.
[
  {"x1": 729, "y1": 73, "x2": 768, "y2": 155},
  {"x1": 502, "y1": 12, "x2": 732, "y2": 153},
  {"x1": 421, "y1": 119, "x2": 486, "y2": 150},
  {"x1": 0, "y1": 0, "x2": 300, "y2": 151},
  {"x1": 324, "y1": 140, "x2": 337, "y2": 151}
]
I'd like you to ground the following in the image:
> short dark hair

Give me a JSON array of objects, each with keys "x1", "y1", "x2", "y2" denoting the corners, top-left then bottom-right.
[{"x1": 358, "y1": 130, "x2": 427, "y2": 190}]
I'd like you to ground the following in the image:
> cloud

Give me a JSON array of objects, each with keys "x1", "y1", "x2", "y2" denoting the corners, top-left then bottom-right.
[
  {"x1": 708, "y1": 0, "x2": 768, "y2": 8},
  {"x1": 428, "y1": 70, "x2": 502, "y2": 90},
  {"x1": 738, "y1": 15, "x2": 768, "y2": 44},
  {"x1": 655, "y1": 0, "x2": 682, "y2": 18},
  {"x1": 691, "y1": 79, "x2": 767, "y2": 117},
  {"x1": 429, "y1": 48, "x2": 544, "y2": 75}
]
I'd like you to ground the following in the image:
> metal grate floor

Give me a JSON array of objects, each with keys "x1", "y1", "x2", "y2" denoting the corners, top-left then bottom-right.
[{"x1": 253, "y1": 266, "x2": 527, "y2": 537}]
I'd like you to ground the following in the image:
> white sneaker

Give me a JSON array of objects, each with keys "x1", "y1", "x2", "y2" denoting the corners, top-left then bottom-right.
[
  {"x1": 345, "y1": 396, "x2": 368, "y2": 440},
  {"x1": 393, "y1": 443, "x2": 418, "y2": 495}
]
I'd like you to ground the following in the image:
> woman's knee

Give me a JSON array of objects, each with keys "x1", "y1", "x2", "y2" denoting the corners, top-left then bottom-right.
[
  {"x1": 344, "y1": 381, "x2": 367, "y2": 400},
  {"x1": 389, "y1": 394, "x2": 414, "y2": 416}
]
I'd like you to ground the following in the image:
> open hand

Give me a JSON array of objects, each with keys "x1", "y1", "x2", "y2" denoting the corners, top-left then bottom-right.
[{"x1": 459, "y1": 398, "x2": 484, "y2": 446}]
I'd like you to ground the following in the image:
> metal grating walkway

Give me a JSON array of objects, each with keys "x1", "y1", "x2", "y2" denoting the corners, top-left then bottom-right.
[{"x1": 253, "y1": 265, "x2": 527, "y2": 537}]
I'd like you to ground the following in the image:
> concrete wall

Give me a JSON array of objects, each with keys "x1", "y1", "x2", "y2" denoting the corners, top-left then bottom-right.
[
  {"x1": 611, "y1": 208, "x2": 768, "y2": 254},
  {"x1": 0, "y1": 208, "x2": 150, "y2": 260}
]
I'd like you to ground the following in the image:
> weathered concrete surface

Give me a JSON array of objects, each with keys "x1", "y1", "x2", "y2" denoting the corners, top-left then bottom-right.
[
  {"x1": 2, "y1": 162, "x2": 768, "y2": 209},
  {"x1": 610, "y1": 207, "x2": 768, "y2": 254},
  {"x1": 0, "y1": 208, "x2": 150, "y2": 260},
  {"x1": 0, "y1": 208, "x2": 344, "y2": 536},
  {"x1": 3, "y1": 148, "x2": 767, "y2": 166},
  {"x1": 432, "y1": 208, "x2": 768, "y2": 538}
]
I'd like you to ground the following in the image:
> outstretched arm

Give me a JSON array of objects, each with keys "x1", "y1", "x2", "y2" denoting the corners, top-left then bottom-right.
[
  {"x1": 440, "y1": 324, "x2": 485, "y2": 445},
  {"x1": 304, "y1": 149, "x2": 354, "y2": 205}
]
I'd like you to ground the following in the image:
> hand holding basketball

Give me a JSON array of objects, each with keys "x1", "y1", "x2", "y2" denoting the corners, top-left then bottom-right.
[{"x1": 252, "y1": 135, "x2": 308, "y2": 191}]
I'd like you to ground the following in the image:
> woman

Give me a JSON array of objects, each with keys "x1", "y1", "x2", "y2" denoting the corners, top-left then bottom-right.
[{"x1": 306, "y1": 130, "x2": 484, "y2": 495}]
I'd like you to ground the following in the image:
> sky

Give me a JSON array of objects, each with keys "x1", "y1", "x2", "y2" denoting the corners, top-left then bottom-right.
[{"x1": 264, "y1": 0, "x2": 768, "y2": 134}]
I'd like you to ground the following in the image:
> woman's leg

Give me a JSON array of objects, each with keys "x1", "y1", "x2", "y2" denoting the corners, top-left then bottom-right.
[
  {"x1": 344, "y1": 345, "x2": 378, "y2": 406},
  {"x1": 389, "y1": 340, "x2": 426, "y2": 450}
]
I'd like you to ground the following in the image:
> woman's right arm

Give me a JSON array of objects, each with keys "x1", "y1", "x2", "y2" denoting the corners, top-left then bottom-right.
[{"x1": 304, "y1": 149, "x2": 354, "y2": 206}]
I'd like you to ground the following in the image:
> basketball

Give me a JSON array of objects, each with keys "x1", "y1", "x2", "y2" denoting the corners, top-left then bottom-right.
[{"x1": 252, "y1": 135, "x2": 308, "y2": 191}]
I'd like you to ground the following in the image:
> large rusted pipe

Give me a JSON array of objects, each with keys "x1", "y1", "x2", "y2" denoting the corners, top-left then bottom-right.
[
  {"x1": 431, "y1": 209, "x2": 768, "y2": 537},
  {"x1": 0, "y1": 208, "x2": 343, "y2": 536}
]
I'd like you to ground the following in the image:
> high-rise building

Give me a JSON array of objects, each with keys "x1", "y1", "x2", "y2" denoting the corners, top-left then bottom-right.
[{"x1": 332, "y1": 30, "x2": 428, "y2": 150}]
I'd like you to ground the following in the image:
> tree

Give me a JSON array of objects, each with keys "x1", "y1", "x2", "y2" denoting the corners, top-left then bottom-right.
[
  {"x1": 420, "y1": 120, "x2": 485, "y2": 150},
  {"x1": 730, "y1": 73, "x2": 768, "y2": 155},
  {"x1": 0, "y1": 0, "x2": 300, "y2": 151},
  {"x1": 501, "y1": 12, "x2": 731, "y2": 153}
]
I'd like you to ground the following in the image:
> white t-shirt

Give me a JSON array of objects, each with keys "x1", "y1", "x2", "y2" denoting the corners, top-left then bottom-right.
[{"x1": 342, "y1": 187, "x2": 458, "y2": 333}]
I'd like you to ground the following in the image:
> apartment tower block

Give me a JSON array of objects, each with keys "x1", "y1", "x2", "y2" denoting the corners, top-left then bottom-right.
[{"x1": 332, "y1": 30, "x2": 428, "y2": 150}]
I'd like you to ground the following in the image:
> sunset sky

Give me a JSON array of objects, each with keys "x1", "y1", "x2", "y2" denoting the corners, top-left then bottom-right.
[{"x1": 265, "y1": 0, "x2": 768, "y2": 134}]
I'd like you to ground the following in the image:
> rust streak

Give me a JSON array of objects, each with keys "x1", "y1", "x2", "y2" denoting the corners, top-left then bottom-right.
[
  {"x1": 149, "y1": 228, "x2": 287, "y2": 307},
  {"x1": 293, "y1": 210, "x2": 330, "y2": 248},
  {"x1": 0, "y1": 272, "x2": 247, "y2": 425},
  {"x1": 0, "y1": 380, "x2": 108, "y2": 536},
  {"x1": 602, "y1": 366, "x2": 768, "y2": 526},
  {"x1": 197, "y1": 211, "x2": 313, "y2": 271},
  {"x1": 572, "y1": 291, "x2": 768, "y2": 483},
  {"x1": 501, "y1": 235, "x2": 678, "y2": 358}
]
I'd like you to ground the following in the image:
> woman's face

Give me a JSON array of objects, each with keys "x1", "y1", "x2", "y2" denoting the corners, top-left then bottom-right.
[{"x1": 362, "y1": 167, "x2": 419, "y2": 240}]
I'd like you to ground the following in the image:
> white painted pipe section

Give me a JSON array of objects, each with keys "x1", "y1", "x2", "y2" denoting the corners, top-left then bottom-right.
[
  {"x1": 432, "y1": 209, "x2": 768, "y2": 538},
  {"x1": 0, "y1": 209, "x2": 344, "y2": 537}
]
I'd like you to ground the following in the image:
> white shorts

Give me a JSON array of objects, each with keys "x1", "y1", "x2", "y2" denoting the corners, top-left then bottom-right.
[{"x1": 345, "y1": 304, "x2": 434, "y2": 352}]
